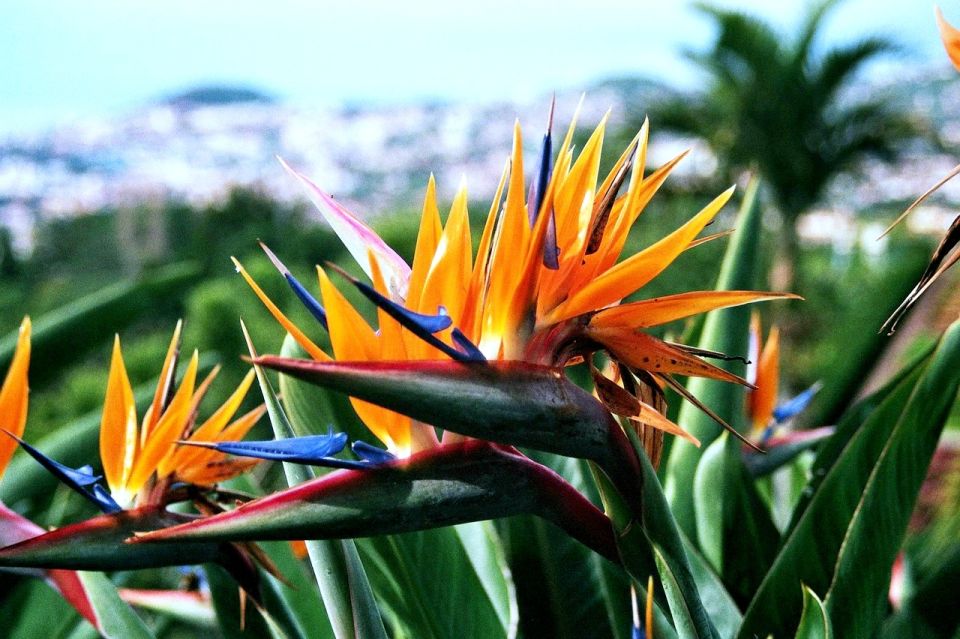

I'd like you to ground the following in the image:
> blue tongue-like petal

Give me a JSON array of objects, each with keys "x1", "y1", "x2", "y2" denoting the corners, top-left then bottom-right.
[
  {"x1": 328, "y1": 263, "x2": 485, "y2": 363},
  {"x1": 773, "y1": 381, "x2": 823, "y2": 423},
  {"x1": 351, "y1": 440, "x2": 397, "y2": 464},
  {"x1": 4, "y1": 430, "x2": 121, "y2": 513},
  {"x1": 260, "y1": 242, "x2": 329, "y2": 331},
  {"x1": 180, "y1": 430, "x2": 398, "y2": 470}
]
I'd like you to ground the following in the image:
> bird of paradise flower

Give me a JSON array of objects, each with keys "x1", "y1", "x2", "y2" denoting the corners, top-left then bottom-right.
[
  {"x1": 230, "y1": 103, "x2": 797, "y2": 464},
  {"x1": 8, "y1": 321, "x2": 265, "y2": 513}
]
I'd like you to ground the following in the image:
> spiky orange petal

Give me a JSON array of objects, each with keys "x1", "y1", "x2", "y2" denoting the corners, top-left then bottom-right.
[
  {"x1": 748, "y1": 326, "x2": 780, "y2": 430},
  {"x1": 99, "y1": 335, "x2": 137, "y2": 496},
  {"x1": 545, "y1": 186, "x2": 735, "y2": 324},
  {"x1": 0, "y1": 317, "x2": 30, "y2": 478},
  {"x1": 127, "y1": 351, "x2": 199, "y2": 493},
  {"x1": 591, "y1": 329, "x2": 751, "y2": 386},
  {"x1": 232, "y1": 257, "x2": 329, "y2": 362},
  {"x1": 589, "y1": 291, "x2": 798, "y2": 330},
  {"x1": 937, "y1": 7, "x2": 960, "y2": 72}
]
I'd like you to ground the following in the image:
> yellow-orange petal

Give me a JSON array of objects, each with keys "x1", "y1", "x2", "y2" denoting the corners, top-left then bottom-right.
[
  {"x1": 99, "y1": 334, "x2": 138, "y2": 495},
  {"x1": 177, "y1": 458, "x2": 261, "y2": 486},
  {"x1": 407, "y1": 174, "x2": 443, "y2": 311},
  {"x1": 937, "y1": 7, "x2": 960, "y2": 72},
  {"x1": 591, "y1": 329, "x2": 751, "y2": 387},
  {"x1": 748, "y1": 326, "x2": 780, "y2": 430},
  {"x1": 420, "y1": 183, "x2": 472, "y2": 324},
  {"x1": 589, "y1": 291, "x2": 799, "y2": 330},
  {"x1": 545, "y1": 186, "x2": 734, "y2": 324},
  {"x1": 0, "y1": 317, "x2": 31, "y2": 478},
  {"x1": 127, "y1": 351, "x2": 199, "y2": 494},
  {"x1": 142, "y1": 320, "x2": 182, "y2": 446},
  {"x1": 232, "y1": 256, "x2": 329, "y2": 362},
  {"x1": 166, "y1": 369, "x2": 255, "y2": 474}
]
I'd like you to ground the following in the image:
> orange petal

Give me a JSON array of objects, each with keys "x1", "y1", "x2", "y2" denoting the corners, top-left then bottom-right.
[
  {"x1": 462, "y1": 158, "x2": 509, "y2": 338},
  {"x1": 127, "y1": 351, "x2": 199, "y2": 494},
  {"x1": 368, "y1": 250, "x2": 410, "y2": 361},
  {"x1": 318, "y1": 267, "x2": 410, "y2": 453},
  {"x1": 178, "y1": 458, "x2": 261, "y2": 486},
  {"x1": 591, "y1": 150, "x2": 689, "y2": 278},
  {"x1": 546, "y1": 186, "x2": 734, "y2": 324},
  {"x1": 167, "y1": 369, "x2": 256, "y2": 473},
  {"x1": 0, "y1": 317, "x2": 30, "y2": 477},
  {"x1": 420, "y1": 183, "x2": 472, "y2": 322},
  {"x1": 99, "y1": 335, "x2": 138, "y2": 496},
  {"x1": 589, "y1": 291, "x2": 799, "y2": 330},
  {"x1": 553, "y1": 113, "x2": 607, "y2": 257},
  {"x1": 407, "y1": 175, "x2": 443, "y2": 311},
  {"x1": 591, "y1": 329, "x2": 751, "y2": 386},
  {"x1": 141, "y1": 321, "x2": 182, "y2": 446},
  {"x1": 592, "y1": 365, "x2": 699, "y2": 446},
  {"x1": 748, "y1": 326, "x2": 780, "y2": 430},
  {"x1": 232, "y1": 257, "x2": 329, "y2": 362},
  {"x1": 937, "y1": 7, "x2": 960, "y2": 72}
]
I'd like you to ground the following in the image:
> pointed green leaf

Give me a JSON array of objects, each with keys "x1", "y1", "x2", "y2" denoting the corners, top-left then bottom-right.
[
  {"x1": 0, "y1": 577, "x2": 87, "y2": 639},
  {"x1": 358, "y1": 522, "x2": 517, "y2": 639},
  {"x1": 693, "y1": 433, "x2": 778, "y2": 606},
  {"x1": 256, "y1": 357, "x2": 617, "y2": 464},
  {"x1": 664, "y1": 179, "x2": 763, "y2": 539},
  {"x1": 207, "y1": 563, "x2": 286, "y2": 639},
  {"x1": 0, "y1": 507, "x2": 223, "y2": 571},
  {"x1": 618, "y1": 426, "x2": 721, "y2": 639},
  {"x1": 500, "y1": 453, "x2": 629, "y2": 639},
  {"x1": 75, "y1": 572, "x2": 155, "y2": 639},
  {"x1": 738, "y1": 320, "x2": 960, "y2": 638},
  {"x1": 794, "y1": 586, "x2": 832, "y2": 639},
  {"x1": 785, "y1": 346, "x2": 930, "y2": 533},
  {"x1": 244, "y1": 326, "x2": 387, "y2": 639},
  {"x1": 681, "y1": 531, "x2": 742, "y2": 639}
]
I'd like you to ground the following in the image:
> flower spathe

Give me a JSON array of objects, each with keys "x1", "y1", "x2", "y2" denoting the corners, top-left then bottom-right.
[
  {"x1": 237, "y1": 107, "x2": 796, "y2": 458},
  {"x1": 99, "y1": 321, "x2": 264, "y2": 507}
]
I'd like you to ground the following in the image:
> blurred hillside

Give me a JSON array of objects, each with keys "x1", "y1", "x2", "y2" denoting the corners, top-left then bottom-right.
[{"x1": 3, "y1": 69, "x2": 960, "y2": 256}]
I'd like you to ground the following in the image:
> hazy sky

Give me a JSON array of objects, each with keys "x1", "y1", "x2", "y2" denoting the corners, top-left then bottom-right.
[{"x1": 0, "y1": 0, "x2": 950, "y2": 134}]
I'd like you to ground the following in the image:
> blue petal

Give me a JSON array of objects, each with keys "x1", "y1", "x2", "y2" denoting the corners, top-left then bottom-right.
[
  {"x1": 529, "y1": 98, "x2": 554, "y2": 226},
  {"x1": 6, "y1": 432, "x2": 120, "y2": 513},
  {"x1": 200, "y1": 431, "x2": 350, "y2": 464},
  {"x1": 286, "y1": 272, "x2": 329, "y2": 331},
  {"x1": 351, "y1": 440, "x2": 396, "y2": 464},
  {"x1": 330, "y1": 265, "x2": 487, "y2": 363},
  {"x1": 451, "y1": 328, "x2": 487, "y2": 362},
  {"x1": 772, "y1": 381, "x2": 823, "y2": 423},
  {"x1": 260, "y1": 242, "x2": 328, "y2": 331},
  {"x1": 13, "y1": 437, "x2": 102, "y2": 487},
  {"x1": 90, "y1": 484, "x2": 123, "y2": 513}
]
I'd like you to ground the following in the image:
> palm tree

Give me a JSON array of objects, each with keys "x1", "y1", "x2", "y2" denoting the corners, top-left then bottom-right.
[{"x1": 649, "y1": 0, "x2": 920, "y2": 289}]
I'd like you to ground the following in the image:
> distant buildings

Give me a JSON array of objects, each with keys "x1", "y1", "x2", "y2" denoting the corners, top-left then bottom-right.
[{"x1": 1, "y1": 78, "x2": 958, "y2": 254}]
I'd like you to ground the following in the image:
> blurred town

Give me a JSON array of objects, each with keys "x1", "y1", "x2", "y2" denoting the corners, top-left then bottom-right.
[{"x1": 3, "y1": 71, "x2": 960, "y2": 256}]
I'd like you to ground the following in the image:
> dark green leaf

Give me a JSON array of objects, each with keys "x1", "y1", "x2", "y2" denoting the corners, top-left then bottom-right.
[
  {"x1": 359, "y1": 522, "x2": 517, "y2": 639},
  {"x1": 794, "y1": 586, "x2": 832, "y2": 639},
  {"x1": 693, "y1": 434, "x2": 778, "y2": 607},
  {"x1": 738, "y1": 321, "x2": 960, "y2": 638},
  {"x1": 664, "y1": 179, "x2": 762, "y2": 538},
  {"x1": 75, "y1": 572, "x2": 155, "y2": 639},
  {"x1": 0, "y1": 262, "x2": 200, "y2": 387},
  {"x1": 245, "y1": 326, "x2": 386, "y2": 639}
]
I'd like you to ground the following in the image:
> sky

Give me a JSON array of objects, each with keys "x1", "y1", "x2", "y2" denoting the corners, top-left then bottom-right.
[{"x1": 0, "y1": 0, "x2": 951, "y2": 135}]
